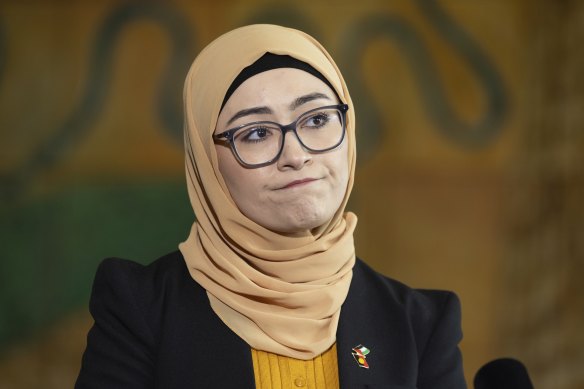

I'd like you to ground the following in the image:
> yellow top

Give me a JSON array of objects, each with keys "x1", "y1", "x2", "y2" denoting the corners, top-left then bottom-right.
[{"x1": 251, "y1": 343, "x2": 339, "y2": 389}]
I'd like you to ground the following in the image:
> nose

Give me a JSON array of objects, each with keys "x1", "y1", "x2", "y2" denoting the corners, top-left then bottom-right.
[{"x1": 276, "y1": 131, "x2": 312, "y2": 170}]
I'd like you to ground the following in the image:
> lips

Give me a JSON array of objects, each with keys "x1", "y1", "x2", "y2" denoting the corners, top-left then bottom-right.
[{"x1": 278, "y1": 178, "x2": 318, "y2": 190}]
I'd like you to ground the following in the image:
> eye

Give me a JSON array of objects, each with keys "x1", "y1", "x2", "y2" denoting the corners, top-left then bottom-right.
[
  {"x1": 303, "y1": 112, "x2": 330, "y2": 128},
  {"x1": 237, "y1": 126, "x2": 274, "y2": 143}
]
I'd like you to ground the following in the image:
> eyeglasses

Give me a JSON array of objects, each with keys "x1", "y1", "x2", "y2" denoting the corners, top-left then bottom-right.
[{"x1": 213, "y1": 104, "x2": 349, "y2": 168}]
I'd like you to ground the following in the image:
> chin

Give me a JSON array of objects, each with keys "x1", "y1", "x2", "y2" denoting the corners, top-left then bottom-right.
[
  {"x1": 268, "y1": 209, "x2": 334, "y2": 235},
  {"x1": 241, "y1": 196, "x2": 341, "y2": 235}
]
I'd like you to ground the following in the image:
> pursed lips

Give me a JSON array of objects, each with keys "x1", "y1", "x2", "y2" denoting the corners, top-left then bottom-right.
[{"x1": 276, "y1": 178, "x2": 320, "y2": 190}]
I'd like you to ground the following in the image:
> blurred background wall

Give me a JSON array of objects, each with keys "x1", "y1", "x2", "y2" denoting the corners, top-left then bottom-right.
[{"x1": 0, "y1": 0, "x2": 582, "y2": 388}]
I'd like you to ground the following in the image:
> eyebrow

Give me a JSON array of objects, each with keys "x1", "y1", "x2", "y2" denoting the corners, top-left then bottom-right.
[
  {"x1": 225, "y1": 92, "x2": 332, "y2": 126},
  {"x1": 226, "y1": 106, "x2": 273, "y2": 126},
  {"x1": 289, "y1": 92, "x2": 331, "y2": 111}
]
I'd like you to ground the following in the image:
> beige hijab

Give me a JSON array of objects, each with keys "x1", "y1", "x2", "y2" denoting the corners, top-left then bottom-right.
[{"x1": 179, "y1": 24, "x2": 357, "y2": 360}]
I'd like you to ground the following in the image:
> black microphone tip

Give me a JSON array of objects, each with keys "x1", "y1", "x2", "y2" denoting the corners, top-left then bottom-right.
[{"x1": 474, "y1": 357, "x2": 534, "y2": 389}]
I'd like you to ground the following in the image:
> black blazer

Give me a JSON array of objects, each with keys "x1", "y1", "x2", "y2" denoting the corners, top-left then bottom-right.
[{"x1": 76, "y1": 251, "x2": 466, "y2": 388}]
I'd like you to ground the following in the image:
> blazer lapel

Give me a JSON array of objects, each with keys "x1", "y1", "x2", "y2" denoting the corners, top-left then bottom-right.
[
  {"x1": 337, "y1": 265, "x2": 377, "y2": 389},
  {"x1": 337, "y1": 261, "x2": 411, "y2": 389}
]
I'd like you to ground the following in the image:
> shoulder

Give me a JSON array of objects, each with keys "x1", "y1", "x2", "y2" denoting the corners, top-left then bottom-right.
[
  {"x1": 94, "y1": 251, "x2": 193, "y2": 302},
  {"x1": 96, "y1": 250, "x2": 187, "y2": 284},
  {"x1": 352, "y1": 257, "x2": 460, "y2": 315},
  {"x1": 350, "y1": 258, "x2": 462, "y2": 356},
  {"x1": 77, "y1": 252, "x2": 190, "y2": 388},
  {"x1": 91, "y1": 251, "x2": 205, "y2": 333},
  {"x1": 345, "y1": 258, "x2": 465, "y2": 388},
  {"x1": 78, "y1": 252, "x2": 220, "y2": 388}
]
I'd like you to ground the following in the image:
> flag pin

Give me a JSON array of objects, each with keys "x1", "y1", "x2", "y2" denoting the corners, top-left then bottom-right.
[{"x1": 351, "y1": 344, "x2": 370, "y2": 369}]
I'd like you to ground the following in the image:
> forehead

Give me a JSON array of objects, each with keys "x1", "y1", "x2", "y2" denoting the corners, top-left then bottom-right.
[{"x1": 222, "y1": 68, "x2": 337, "y2": 111}]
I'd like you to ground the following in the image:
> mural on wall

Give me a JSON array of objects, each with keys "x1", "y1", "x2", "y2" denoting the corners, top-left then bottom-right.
[
  {"x1": 1, "y1": 0, "x2": 581, "y2": 388},
  {"x1": 0, "y1": 0, "x2": 508, "y2": 347}
]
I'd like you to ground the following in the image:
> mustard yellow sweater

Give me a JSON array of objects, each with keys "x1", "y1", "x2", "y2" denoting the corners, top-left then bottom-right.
[{"x1": 251, "y1": 344, "x2": 339, "y2": 389}]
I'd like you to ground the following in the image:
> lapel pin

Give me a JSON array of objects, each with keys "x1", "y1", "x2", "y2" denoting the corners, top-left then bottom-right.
[{"x1": 351, "y1": 344, "x2": 370, "y2": 369}]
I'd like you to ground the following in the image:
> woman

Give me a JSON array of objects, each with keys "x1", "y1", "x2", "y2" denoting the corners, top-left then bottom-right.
[{"x1": 76, "y1": 24, "x2": 466, "y2": 388}]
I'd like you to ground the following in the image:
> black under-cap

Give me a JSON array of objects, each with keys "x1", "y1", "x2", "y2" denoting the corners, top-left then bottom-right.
[{"x1": 221, "y1": 53, "x2": 337, "y2": 109}]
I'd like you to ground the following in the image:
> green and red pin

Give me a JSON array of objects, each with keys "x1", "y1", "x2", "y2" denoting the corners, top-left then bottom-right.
[{"x1": 351, "y1": 345, "x2": 370, "y2": 369}]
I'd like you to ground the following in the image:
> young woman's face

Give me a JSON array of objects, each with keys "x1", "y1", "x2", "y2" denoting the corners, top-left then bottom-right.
[{"x1": 214, "y1": 68, "x2": 349, "y2": 235}]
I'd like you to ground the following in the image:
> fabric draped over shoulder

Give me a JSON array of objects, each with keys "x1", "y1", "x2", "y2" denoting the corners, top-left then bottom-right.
[{"x1": 179, "y1": 24, "x2": 357, "y2": 360}]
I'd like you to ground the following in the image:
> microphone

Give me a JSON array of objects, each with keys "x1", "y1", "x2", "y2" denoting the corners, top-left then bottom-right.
[{"x1": 474, "y1": 358, "x2": 534, "y2": 389}]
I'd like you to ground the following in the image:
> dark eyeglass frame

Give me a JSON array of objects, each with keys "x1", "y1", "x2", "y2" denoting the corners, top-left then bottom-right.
[{"x1": 213, "y1": 104, "x2": 349, "y2": 168}]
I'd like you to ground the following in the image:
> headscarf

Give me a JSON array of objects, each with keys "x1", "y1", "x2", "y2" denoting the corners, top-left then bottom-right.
[{"x1": 179, "y1": 24, "x2": 357, "y2": 360}]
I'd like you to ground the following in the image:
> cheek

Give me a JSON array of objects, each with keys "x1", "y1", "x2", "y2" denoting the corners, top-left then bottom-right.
[
  {"x1": 216, "y1": 146, "x2": 248, "y2": 200},
  {"x1": 330, "y1": 144, "x2": 350, "y2": 198},
  {"x1": 216, "y1": 145, "x2": 270, "y2": 208}
]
